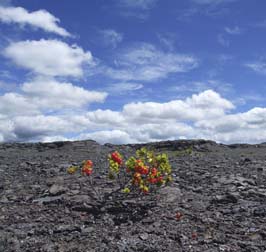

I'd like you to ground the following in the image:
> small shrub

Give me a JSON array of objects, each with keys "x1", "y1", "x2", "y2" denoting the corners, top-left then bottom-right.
[{"x1": 67, "y1": 147, "x2": 172, "y2": 201}]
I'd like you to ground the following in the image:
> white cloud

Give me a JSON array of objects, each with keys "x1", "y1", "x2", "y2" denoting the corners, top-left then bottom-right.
[
  {"x1": 85, "y1": 109, "x2": 125, "y2": 127},
  {"x1": 105, "y1": 43, "x2": 198, "y2": 81},
  {"x1": 0, "y1": 78, "x2": 107, "y2": 123},
  {"x1": 0, "y1": 78, "x2": 108, "y2": 141},
  {"x1": 195, "y1": 107, "x2": 266, "y2": 143},
  {"x1": 242, "y1": 107, "x2": 266, "y2": 125},
  {"x1": 21, "y1": 78, "x2": 107, "y2": 110},
  {"x1": 4, "y1": 39, "x2": 93, "y2": 77},
  {"x1": 0, "y1": 6, "x2": 70, "y2": 36},
  {"x1": 123, "y1": 89, "x2": 234, "y2": 123},
  {"x1": 245, "y1": 61, "x2": 266, "y2": 75},
  {"x1": 127, "y1": 123, "x2": 195, "y2": 143},
  {"x1": 215, "y1": 129, "x2": 266, "y2": 144},
  {"x1": 224, "y1": 26, "x2": 242, "y2": 35},
  {"x1": 0, "y1": 92, "x2": 39, "y2": 117},
  {"x1": 78, "y1": 130, "x2": 134, "y2": 144},
  {"x1": 187, "y1": 89, "x2": 233, "y2": 109},
  {"x1": 12, "y1": 115, "x2": 73, "y2": 141},
  {"x1": 0, "y1": 119, "x2": 14, "y2": 141},
  {"x1": 41, "y1": 135, "x2": 70, "y2": 143},
  {"x1": 99, "y1": 29, "x2": 123, "y2": 48}
]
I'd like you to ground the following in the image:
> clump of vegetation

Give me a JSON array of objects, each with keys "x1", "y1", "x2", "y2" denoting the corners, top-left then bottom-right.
[{"x1": 67, "y1": 147, "x2": 172, "y2": 200}]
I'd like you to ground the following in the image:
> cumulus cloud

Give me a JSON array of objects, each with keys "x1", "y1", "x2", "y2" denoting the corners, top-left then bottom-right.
[
  {"x1": 242, "y1": 107, "x2": 266, "y2": 125},
  {"x1": 86, "y1": 109, "x2": 125, "y2": 125},
  {"x1": 21, "y1": 78, "x2": 107, "y2": 110},
  {"x1": 0, "y1": 90, "x2": 218, "y2": 141},
  {"x1": 0, "y1": 6, "x2": 70, "y2": 36},
  {"x1": 4, "y1": 39, "x2": 93, "y2": 77},
  {"x1": 1, "y1": 89, "x2": 266, "y2": 144},
  {"x1": 105, "y1": 43, "x2": 198, "y2": 81},
  {"x1": 123, "y1": 90, "x2": 234, "y2": 123},
  {"x1": 195, "y1": 107, "x2": 266, "y2": 143},
  {"x1": 0, "y1": 77, "x2": 108, "y2": 141},
  {"x1": 127, "y1": 123, "x2": 195, "y2": 143},
  {"x1": 0, "y1": 93, "x2": 39, "y2": 117},
  {"x1": 78, "y1": 130, "x2": 134, "y2": 144},
  {"x1": 0, "y1": 119, "x2": 14, "y2": 141},
  {"x1": 13, "y1": 115, "x2": 67, "y2": 140},
  {"x1": 99, "y1": 29, "x2": 123, "y2": 48}
]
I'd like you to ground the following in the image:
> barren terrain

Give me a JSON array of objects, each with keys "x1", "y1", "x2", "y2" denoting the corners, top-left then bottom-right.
[{"x1": 1, "y1": 139, "x2": 266, "y2": 251}]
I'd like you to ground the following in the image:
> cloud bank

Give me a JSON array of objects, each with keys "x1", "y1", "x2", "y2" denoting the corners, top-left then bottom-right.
[{"x1": 1, "y1": 88, "x2": 266, "y2": 144}]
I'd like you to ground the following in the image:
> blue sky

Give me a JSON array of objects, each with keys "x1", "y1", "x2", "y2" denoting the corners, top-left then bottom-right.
[{"x1": 0, "y1": 0, "x2": 266, "y2": 144}]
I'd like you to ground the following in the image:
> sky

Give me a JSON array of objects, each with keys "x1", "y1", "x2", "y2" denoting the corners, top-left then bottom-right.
[{"x1": 0, "y1": 0, "x2": 266, "y2": 144}]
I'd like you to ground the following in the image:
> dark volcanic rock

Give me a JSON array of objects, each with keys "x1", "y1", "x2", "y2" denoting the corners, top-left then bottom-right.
[{"x1": 1, "y1": 139, "x2": 266, "y2": 251}]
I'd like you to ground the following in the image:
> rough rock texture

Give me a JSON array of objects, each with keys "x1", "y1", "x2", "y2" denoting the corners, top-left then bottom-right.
[{"x1": 1, "y1": 139, "x2": 266, "y2": 251}]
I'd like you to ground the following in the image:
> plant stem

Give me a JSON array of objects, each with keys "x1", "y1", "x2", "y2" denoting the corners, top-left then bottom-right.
[{"x1": 88, "y1": 175, "x2": 102, "y2": 201}]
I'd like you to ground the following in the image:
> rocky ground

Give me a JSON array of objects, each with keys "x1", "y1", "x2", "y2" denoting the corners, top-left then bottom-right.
[{"x1": 0, "y1": 139, "x2": 266, "y2": 252}]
